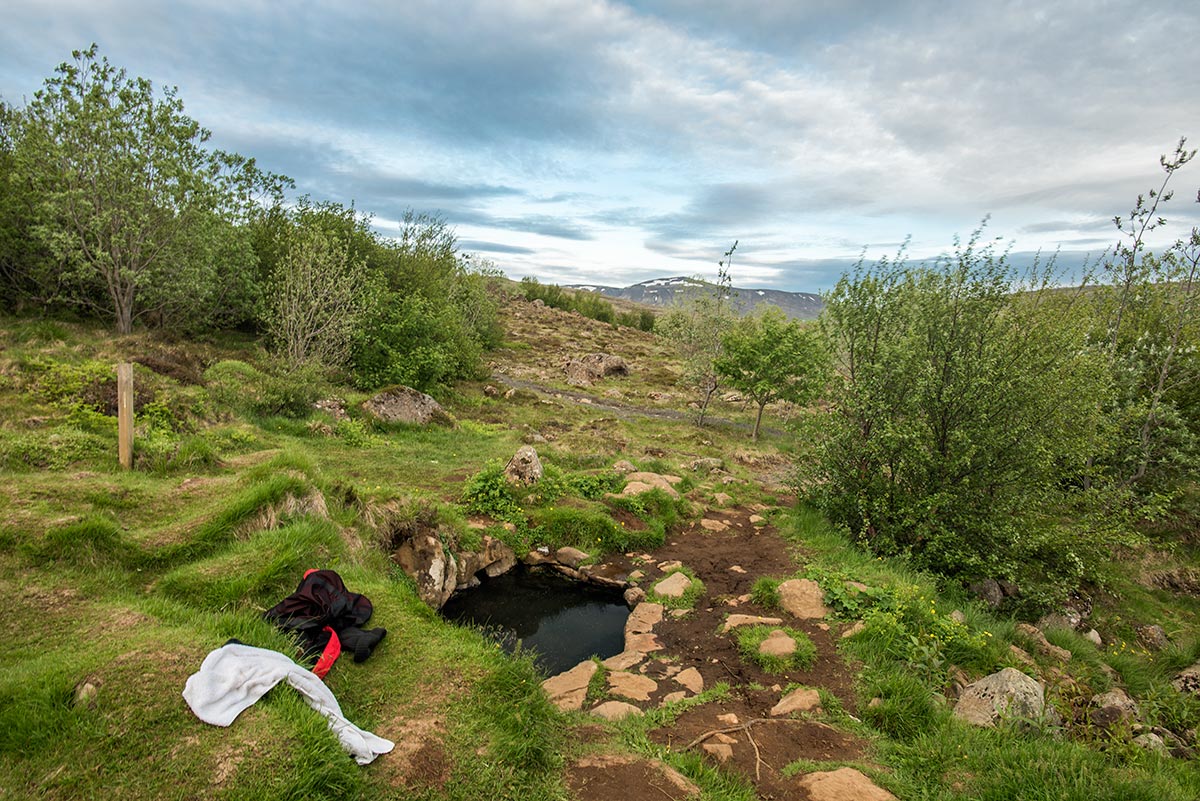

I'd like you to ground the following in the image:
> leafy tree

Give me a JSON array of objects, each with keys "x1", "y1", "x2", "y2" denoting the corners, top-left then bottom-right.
[
  {"x1": 263, "y1": 224, "x2": 375, "y2": 369},
  {"x1": 812, "y1": 230, "x2": 1114, "y2": 597},
  {"x1": 1092, "y1": 138, "x2": 1200, "y2": 499},
  {"x1": 10, "y1": 45, "x2": 286, "y2": 333},
  {"x1": 657, "y1": 242, "x2": 739, "y2": 425},
  {"x1": 714, "y1": 307, "x2": 828, "y2": 440}
]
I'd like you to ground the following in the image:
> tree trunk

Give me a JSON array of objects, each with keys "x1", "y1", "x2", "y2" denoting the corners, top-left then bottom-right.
[{"x1": 753, "y1": 402, "x2": 766, "y2": 441}]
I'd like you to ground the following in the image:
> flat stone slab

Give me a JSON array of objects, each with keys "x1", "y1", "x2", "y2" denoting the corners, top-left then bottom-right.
[
  {"x1": 771, "y1": 687, "x2": 822, "y2": 716},
  {"x1": 759, "y1": 629, "x2": 797, "y2": 657},
  {"x1": 555, "y1": 546, "x2": 590, "y2": 568},
  {"x1": 699, "y1": 518, "x2": 728, "y2": 532},
  {"x1": 673, "y1": 667, "x2": 704, "y2": 694},
  {"x1": 625, "y1": 632, "x2": 664, "y2": 653},
  {"x1": 625, "y1": 602, "x2": 664, "y2": 635},
  {"x1": 721, "y1": 614, "x2": 783, "y2": 633},
  {"x1": 796, "y1": 768, "x2": 896, "y2": 801},
  {"x1": 608, "y1": 671, "x2": 658, "y2": 702},
  {"x1": 778, "y1": 579, "x2": 830, "y2": 619},
  {"x1": 841, "y1": 621, "x2": 866, "y2": 639},
  {"x1": 542, "y1": 660, "x2": 599, "y2": 711},
  {"x1": 603, "y1": 650, "x2": 646, "y2": 671},
  {"x1": 654, "y1": 572, "x2": 693, "y2": 598},
  {"x1": 591, "y1": 701, "x2": 643, "y2": 721},
  {"x1": 660, "y1": 690, "x2": 687, "y2": 706}
]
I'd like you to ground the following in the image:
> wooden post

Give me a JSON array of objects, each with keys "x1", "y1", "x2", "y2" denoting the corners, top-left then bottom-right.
[{"x1": 117, "y1": 363, "x2": 133, "y2": 469}]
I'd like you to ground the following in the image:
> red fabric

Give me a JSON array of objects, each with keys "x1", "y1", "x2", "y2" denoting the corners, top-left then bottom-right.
[
  {"x1": 303, "y1": 568, "x2": 320, "y2": 579},
  {"x1": 312, "y1": 626, "x2": 341, "y2": 680}
]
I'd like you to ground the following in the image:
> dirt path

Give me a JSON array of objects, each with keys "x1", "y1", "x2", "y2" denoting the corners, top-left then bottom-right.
[{"x1": 565, "y1": 505, "x2": 870, "y2": 801}]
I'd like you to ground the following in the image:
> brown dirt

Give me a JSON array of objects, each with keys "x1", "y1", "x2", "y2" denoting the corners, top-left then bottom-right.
[{"x1": 569, "y1": 506, "x2": 871, "y2": 801}]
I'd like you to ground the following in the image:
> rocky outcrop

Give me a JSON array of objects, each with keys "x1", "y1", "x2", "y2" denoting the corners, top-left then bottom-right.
[
  {"x1": 362, "y1": 385, "x2": 453, "y2": 425},
  {"x1": 564, "y1": 353, "x2": 630, "y2": 386},
  {"x1": 454, "y1": 535, "x2": 518, "y2": 589},
  {"x1": 504, "y1": 446, "x2": 543, "y2": 485},
  {"x1": 391, "y1": 532, "x2": 458, "y2": 608},
  {"x1": 953, "y1": 668, "x2": 1045, "y2": 727}
]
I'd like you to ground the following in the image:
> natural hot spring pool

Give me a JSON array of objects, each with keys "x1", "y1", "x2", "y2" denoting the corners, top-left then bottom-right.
[{"x1": 440, "y1": 566, "x2": 630, "y2": 675}]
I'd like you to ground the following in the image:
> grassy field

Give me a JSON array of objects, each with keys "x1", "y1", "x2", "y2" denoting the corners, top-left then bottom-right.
[{"x1": 2, "y1": 305, "x2": 1200, "y2": 800}]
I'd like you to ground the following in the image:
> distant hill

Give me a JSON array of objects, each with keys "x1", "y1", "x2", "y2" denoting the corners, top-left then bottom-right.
[{"x1": 567, "y1": 276, "x2": 823, "y2": 320}]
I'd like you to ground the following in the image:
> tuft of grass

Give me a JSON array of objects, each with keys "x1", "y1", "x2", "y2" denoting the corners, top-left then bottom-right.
[
  {"x1": 734, "y1": 624, "x2": 817, "y2": 673},
  {"x1": 859, "y1": 667, "x2": 947, "y2": 742},
  {"x1": 750, "y1": 576, "x2": 781, "y2": 609},
  {"x1": 25, "y1": 515, "x2": 136, "y2": 568}
]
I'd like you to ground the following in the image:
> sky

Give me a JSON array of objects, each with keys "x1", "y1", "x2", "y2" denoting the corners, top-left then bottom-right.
[{"x1": 2, "y1": 0, "x2": 1198, "y2": 292}]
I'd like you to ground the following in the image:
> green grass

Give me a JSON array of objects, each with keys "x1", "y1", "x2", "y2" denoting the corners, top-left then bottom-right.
[
  {"x1": 734, "y1": 624, "x2": 817, "y2": 673},
  {"x1": 647, "y1": 566, "x2": 706, "y2": 610}
]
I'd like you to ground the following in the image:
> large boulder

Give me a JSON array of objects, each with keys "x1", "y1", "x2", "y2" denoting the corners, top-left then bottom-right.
[
  {"x1": 362, "y1": 385, "x2": 453, "y2": 425},
  {"x1": 391, "y1": 533, "x2": 457, "y2": 607},
  {"x1": 564, "y1": 353, "x2": 630, "y2": 386},
  {"x1": 454, "y1": 535, "x2": 518, "y2": 589},
  {"x1": 504, "y1": 446, "x2": 543, "y2": 485},
  {"x1": 953, "y1": 668, "x2": 1045, "y2": 727}
]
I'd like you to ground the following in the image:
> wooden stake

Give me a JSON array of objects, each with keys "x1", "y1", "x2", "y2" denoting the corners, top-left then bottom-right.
[{"x1": 117, "y1": 362, "x2": 133, "y2": 469}]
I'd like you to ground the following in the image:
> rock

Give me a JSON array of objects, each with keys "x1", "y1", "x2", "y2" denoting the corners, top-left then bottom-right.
[
  {"x1": 313, "y1": 397, "x2": 349, "y2": 420},
  {"x1": 717, "y1": 713, "x2": 740, "y2": 725},
  {"x1": 953, "y1": 667, "x2": 1045, "y2": 727},
  {"x1": 483, "y1": 385, "x2": 500, "y2": 397},
  {"x1": 1091, "y1": 688, "x2": 1140, "y2": 727},
  {"x1": 770, "y1": 687, "x2": 822, "y2": 716},
  {"x1": 624, "y1": 587, "x2": 646, "y2": 606},
  {"x1": 795, "y1": 767, "x2": 896, "y2": 801},
  {"x1": 661, "y1": 691, "x2": 687, "y2": 705},
  {"x1": 608, "y1": 671, "x2": 658, "y2": 702},
  {"x1": 1008, "y1": 645, "x2": 1038, "y2": 670},
  {"x1": 455, "y1": 535, "x2": 517, "y2": 584},
  {"x1": 1083, "y1": 629, "x2": 1103, "y2": 646},
  {"x1": 758, "y1": 629, "x2": 798, "y2": 657},
  {"x1": 504, "y1": 446, "x2": 543, "y2": 485},
  {"x1": 712, "y1": 492, "x2": 732, "y2": 506},
  {"x1": 1038, "y1": 609, "x2": 1084, "y2": 632},
  {"x1": 73, "y1": 680, "x2": 99, "y2": 708},
  {"x1": 1171, "y1": 661, "x2": 1200, "y2": 695},
  {"x1": 618, "y1": 472, "x2": 681, "y2": 499},
  {"x1": 625, "y1": 632, "x2": 664, "y2": 653},
  {"x1": 702, "y1": 743, "x2": 733, "y2": 762},
  {"x1": 604, "y1": 651, "x2": 646, "y2": 671},
  {"x1": 748, "y1": 514, "x2": 766, "y2": 525},
  {"x1": 729, "y1": 565, "x2": 746, "y2": 574},
  {"x1": 689, "y1": 457, "x2": 724, "y2": 472},
  {"x1": 673, "y1": 667, "x2": 704, "y2": 694},
  {"x1": 1133, "y1": 732, "x2": 1171, "y2": 756},
  {"x1": 699, "y1": 518, "x2": 728, "y2": 532},
  {"x1": 391, "y1": 533, "x2": 457, "y2": 607},
  {"x1": 591, "y1": 701, "x2": 643, "y2": 721},
  {"x1": 657, "y1": 560, "x2": 684, "y2": 572},
  {"x1": 625, "y1": 603, "x2": 664, "y2": 635},
  {"x1": 564, "y1": 353, "x2": 630, "y2": 386},
  {"x1": 1015, "y1": 623, "x2": 1072, "y2": 663},
  {"x1": 777, "y1": 579, "x2": 830, "y2": 619},
  {"x1": 613, "y1": 459, "x2": 638, "y2": 474},
  {"x1": 969, "y1": 579, "x2": 1004, "y2": 609},
  {"x1": 531, "y1": 298, "x2": 545, "y2": 307},
  {"x1": 712, "y1": 733, "x2": 737, "y2": 744},
  {"x1": 722, "y1": 614, "x2": 784, "y2": 633},
  {"x1": 542, "y1": 660, "x2": 599, "y2": 711},
  {"x1": 841, "y1": 621, "x2": 866, "y2": 639},
  {"x1": 362, "y1": 385, "x2": 453, "y2": 425},
  {"x1": 949, "y1": 610, "x2": 967, "y2": 624},
  {"x1": 654, "y1": 572, "x2": 693, "y2": 599},
  {"x1": 555, "y1": 546, "x2": 590, "y2": 568},
  {"x1": 1139, "y1": 624, "x2": 1171, "y2": 651}
]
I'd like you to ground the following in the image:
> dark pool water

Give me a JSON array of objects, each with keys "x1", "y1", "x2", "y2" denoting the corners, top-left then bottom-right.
[{"x1": 441, "y1": 566, "x2": 630, "y2": 675}]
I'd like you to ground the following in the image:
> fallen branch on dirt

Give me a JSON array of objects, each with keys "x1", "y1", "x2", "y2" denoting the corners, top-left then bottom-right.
[{"x1": 683, "y1": 717, "x2": 806, "y2": 751}]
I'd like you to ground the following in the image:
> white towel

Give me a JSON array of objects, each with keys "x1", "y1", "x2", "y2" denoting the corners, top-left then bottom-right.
[{"x1": 182, "y1": 642, "x2": 394, "y2": 765}]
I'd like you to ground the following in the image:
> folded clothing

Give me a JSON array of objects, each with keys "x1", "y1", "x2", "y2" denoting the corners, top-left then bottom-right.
[{"x1": 182, "y1": 641, "x2": 394, "y2": 765}]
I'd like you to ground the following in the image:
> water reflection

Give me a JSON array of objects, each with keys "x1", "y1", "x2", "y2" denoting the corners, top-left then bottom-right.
[{"x1": 441, "y1": 566, "x2": 630, "y2": 675}]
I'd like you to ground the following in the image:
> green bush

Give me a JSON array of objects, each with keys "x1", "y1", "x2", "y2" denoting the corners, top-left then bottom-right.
[
  {"x1": 461, "y1": 461, "x2": 524, "y2": 523},
  {"x1": 750, "y1": 577, "x2": 781, "y2": 609}
]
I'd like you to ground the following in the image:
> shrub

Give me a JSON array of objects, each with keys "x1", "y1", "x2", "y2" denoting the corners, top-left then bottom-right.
[{"x1": 750, "y1": 577, "x2": 781, "y2": 609}]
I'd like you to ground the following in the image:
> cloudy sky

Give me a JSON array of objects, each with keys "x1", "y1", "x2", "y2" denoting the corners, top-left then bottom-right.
[{"x1": 2, "y1": 1, "x2": 1198, "y2": 291}]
